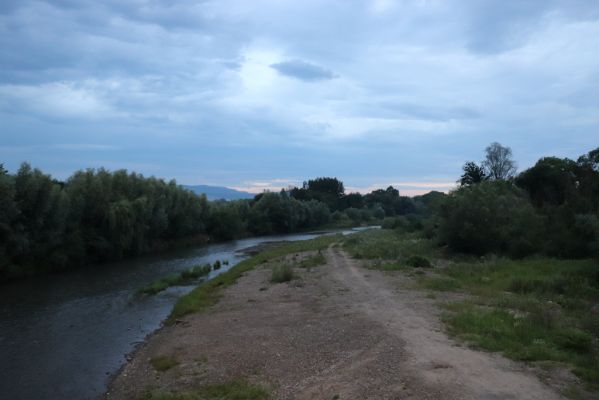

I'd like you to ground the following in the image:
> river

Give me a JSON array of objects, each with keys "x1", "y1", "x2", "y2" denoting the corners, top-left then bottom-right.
[{"x1": 0, "y1": 228, "x2": 372, "y2": 400}]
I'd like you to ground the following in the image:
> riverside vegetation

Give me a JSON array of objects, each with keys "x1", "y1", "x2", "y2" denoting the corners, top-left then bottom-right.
[{"x1": 0, "y1": 165, "x2": 435, "y2": 281}]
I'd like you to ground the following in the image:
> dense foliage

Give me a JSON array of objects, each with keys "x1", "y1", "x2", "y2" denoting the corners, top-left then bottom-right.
[
  {"x1": 438, "y1": 146, "x2": 599, "y2": 258},
  {"x1": 0, "y1": 164, "x2": 428, "y2": 281},
  {"x1": 0, "y1": 165, "x2": 211, "y2": 280}
]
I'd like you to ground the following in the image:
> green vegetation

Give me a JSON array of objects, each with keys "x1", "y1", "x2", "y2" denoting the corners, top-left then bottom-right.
[
  {"x1": 138, "y1": 264, "x2": 212, "y2": 295},
  {"x1": 405, "y1": 255, "x2": 432, "y2": 268},
  {"x1": 169, "y1": 235, "x2": 340, "y2": 322},
  {"x1": 343, "y1": 229, "x2": 438, "y2": 261},
  {"x1": 447, "y1": 145, "x2": 599, "y2": 259},
  {"x1": 368, "y1": 261, "x2": 407, "y2": 272},
  {"x1": 141, "y1": 380, "x2": 269, "y2": 400},
  {"x1": 0, "y1": 162, "x2": 433, "y2": 282},
  {"x1": 418, "y1": 258, "x2": 599, "y2": 388},
  {"x1": 0, "y1": 165, "x2": 211, "y2": 281},
  {"x1": 296, "y1": 251, "x2": 327, "y2": 268},
  {"x1": 150, "y1": 355, "x2": 179, "y2": 372},
  {"x1": 270, "y1": 265, "x2": 295, "y2": 283}
]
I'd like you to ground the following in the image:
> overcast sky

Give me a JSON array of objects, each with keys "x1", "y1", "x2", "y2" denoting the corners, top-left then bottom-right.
[{"x1": 1, "y1": 0, "x2": 598, "y2": 195}]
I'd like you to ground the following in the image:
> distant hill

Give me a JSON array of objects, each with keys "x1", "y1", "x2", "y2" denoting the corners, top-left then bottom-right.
[{"x1": 184, "y1": 184, "x2": 254, "y2": 201}]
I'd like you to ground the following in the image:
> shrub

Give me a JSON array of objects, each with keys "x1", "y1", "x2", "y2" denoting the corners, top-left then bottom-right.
[
  {"x1": 406, "y1": 255, "x2": 432, "y2": 268},
  {"x1": 213, "y1": 260, "x2": 221, "y2": 270},
  {"x1": 555, "y1": 329, "x2": 593, "y2": 352},
  {"x1": 438, "y1": 181, "x2": 544, "y2": 257},
  {"x1": 345, "y1": 207, "x2": 362, "y2": 222},
  {"x1": 271, "y1": 265, "x2": 294, "y2": 283}
]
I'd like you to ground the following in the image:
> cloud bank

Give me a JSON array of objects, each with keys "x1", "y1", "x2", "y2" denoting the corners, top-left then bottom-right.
[{"x1": 1, "y1": 0, "x2": 598, "y2": 191}]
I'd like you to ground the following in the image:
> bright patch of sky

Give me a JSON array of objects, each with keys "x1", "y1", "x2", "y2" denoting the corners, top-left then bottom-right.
[{"x1": 1, "y1": 0, "x2": 598, "y2": 194}]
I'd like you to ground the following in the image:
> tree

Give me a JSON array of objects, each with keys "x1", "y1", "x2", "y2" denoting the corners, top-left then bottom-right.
[
  {"x1": 439, "y1": 181, "x2": 544, "y2": 257},
  {"x1": 482, "y1": 142, "x2": 517, "y2": 180},
  {"x1": 577, "y1": 147, "x2": 599, "y2": 171},
  {"x1": 516, "y1": 157, "x2": 578, "y2": 208},
  {"x1": 290, "y1": 177, "x2": 345, "y2": 211},
  {"x1": 459, "y1": 161, "x2": 486, "y2": 186}
]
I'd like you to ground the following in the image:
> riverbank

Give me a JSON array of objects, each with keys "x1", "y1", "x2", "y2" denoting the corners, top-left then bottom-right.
[
  {"x1": 106, "y1": 237, "x2": 571, "y2": 399},
  {"x1": 1, "y1": 230, "x2": 352, "y2": 400}
]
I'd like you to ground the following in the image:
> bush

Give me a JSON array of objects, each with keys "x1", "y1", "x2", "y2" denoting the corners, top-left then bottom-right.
[
  {"x1": 344, "y1": 207, "x2": 362, "y2": 222},
  {"x1": 271, "y1": 265, "x2": 294, "y2": 283},
  {"x1": 406, "y1": 255, "x2": 432, "y2": 268},
  {"x1": 555, "y1": 329, "x2": 593, "y2": 352},
  {"x1": 438, "y1": 181, "x2": 544, "y2": 257}
]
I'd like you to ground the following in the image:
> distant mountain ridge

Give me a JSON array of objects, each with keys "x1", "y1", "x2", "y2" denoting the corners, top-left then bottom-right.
[{"x1": 184, "y1": 184, "x2": 254, "y2": 201}]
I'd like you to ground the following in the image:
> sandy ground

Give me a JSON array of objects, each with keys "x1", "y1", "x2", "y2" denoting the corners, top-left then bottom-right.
[{"x1": 106, "y1": 246, "x2": 567, "y2": 400}]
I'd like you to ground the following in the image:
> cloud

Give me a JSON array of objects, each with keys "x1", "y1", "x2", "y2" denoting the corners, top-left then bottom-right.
[
  {"x1": 0, "y1": 81, "x2": 115, "y2": 119},
  {"x1": 0, "y1": 0, "x2": 598, "y2": 189},
  {"x1": 231, "y1": 178, "x2": 300, "y2": 193},
  {"x1": 270, "y1": 60, "x2": 336, "y2": 81}
]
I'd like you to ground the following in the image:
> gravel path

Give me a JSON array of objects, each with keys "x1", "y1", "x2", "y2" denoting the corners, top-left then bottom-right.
[{"x1": 106, "y1": 246, "x2": 565, "y2": 399}]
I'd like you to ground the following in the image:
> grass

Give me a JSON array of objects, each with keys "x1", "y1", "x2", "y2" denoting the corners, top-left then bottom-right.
[
  {"x1": 140, "y1": 379, "x2": 269, "y2": 400},
  {"x1": 270, "y1": 264, "x2": 295, "y2": 283},
  {"x1": 343, "y1": 229, "x2": 438, "y2": 261},
  {"x1": 168, "y1": 234, "x2": 341, "y2": 323},
  {"x1": 150, "y1": 355, "x2": 179, "y2": 372},
  {"x1": 296, "y1": 251, "x2": 327, "y2": 269},
  {"x1": 405, "y1": 254, "x2": 432, "y2": 268},
  {"x1": 138, "y1": 264, "x2": 213, "y2": 295},
  {"x1": 420, "y1": 276, "x2": 461, "y2": 291},
  {"x1": 422, "y1": 257, "x2": 599, "y2": 389},
  {"x1": 368, "y1": 261, "x2": 408, "y2": 271}
]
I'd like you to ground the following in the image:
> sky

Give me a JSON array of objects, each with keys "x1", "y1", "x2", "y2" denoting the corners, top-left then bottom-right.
[{"x1": 1, "y1": 0, "x2": 598, "y2": 196}]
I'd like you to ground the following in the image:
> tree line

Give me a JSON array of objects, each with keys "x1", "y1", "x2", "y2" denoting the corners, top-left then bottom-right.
[
  {"x1": 435, "y1": 143, "x2": 599, "y2": 258},
  {"x1": 0, "y1": 164, "x2": 427, "y2": 281}
]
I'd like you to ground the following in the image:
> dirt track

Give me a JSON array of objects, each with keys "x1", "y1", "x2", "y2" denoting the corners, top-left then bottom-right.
[{"x1": 106, "y1": 246, "x2": 565, "y2": 399}]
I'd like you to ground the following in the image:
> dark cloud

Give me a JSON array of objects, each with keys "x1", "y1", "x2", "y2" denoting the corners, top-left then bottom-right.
[{"x1": 270, "y1": 60, "x2": 336, "y2": 81}]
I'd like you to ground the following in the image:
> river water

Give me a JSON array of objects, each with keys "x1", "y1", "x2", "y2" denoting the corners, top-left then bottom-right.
[{"x1": 0, "y1": 228, "x2": 367, "y2": 400}]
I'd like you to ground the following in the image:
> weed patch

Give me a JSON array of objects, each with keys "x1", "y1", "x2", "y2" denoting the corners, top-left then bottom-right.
[
  {"x1": 296, "y1": 251, "x2": 326, "y2": 269},
  {"x1": 406, "y1": 255, "x2": 432, "y2": 268},
  {"x1": 139, "y1": 264, "x2": 212, "y2": 295},
  {"x1": 150, "y1": 356, "x2": 179, "y2": 372},
  {"x1": 141, "y1": 379, "x2": 269, "y2": 399},
  {"x1": 271, "y1": 265, "x2": 295, "y2": 283},
  {"x1": 420, "y1": 276, "x2": 461, "y2": 291}
]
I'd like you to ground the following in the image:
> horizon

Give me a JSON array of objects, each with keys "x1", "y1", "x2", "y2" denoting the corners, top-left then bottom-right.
[{"x1": 1, "y1": 1, "x2": 598, "y2": 195}]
